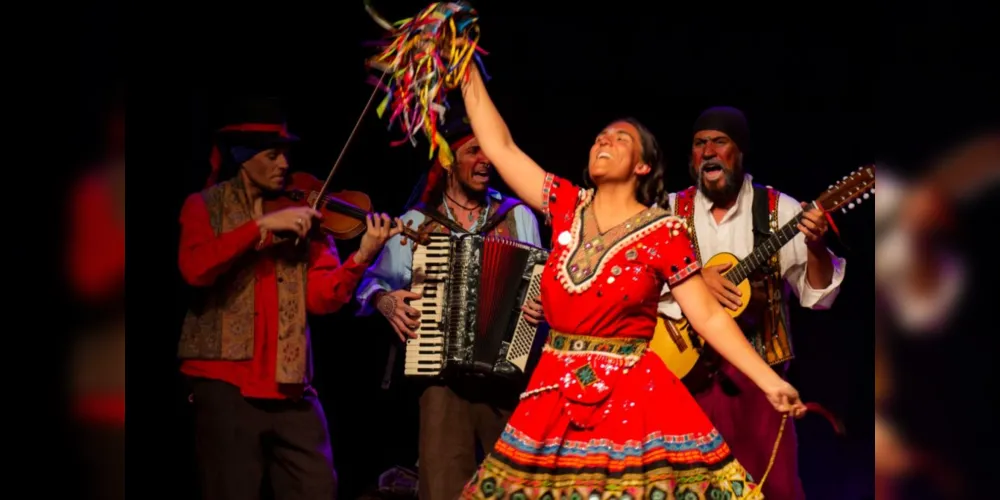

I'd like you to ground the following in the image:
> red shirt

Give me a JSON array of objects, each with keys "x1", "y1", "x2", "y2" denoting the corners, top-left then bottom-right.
[{"x1": 177, "y1": 193, "x2": 368, "y2": 399}]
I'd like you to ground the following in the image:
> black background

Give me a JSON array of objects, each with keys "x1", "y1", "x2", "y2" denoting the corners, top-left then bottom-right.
[{"x1": 119, "y1": 2, "x2": 999, "y2": 499}]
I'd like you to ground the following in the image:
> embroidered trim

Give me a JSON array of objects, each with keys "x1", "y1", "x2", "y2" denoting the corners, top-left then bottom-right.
[
  {"x1": 544, "y1": 331, "x2": 647, "y2": 367},
  {"x1": 519, "y1": 383, "x2": 559, "y2": 400},
  {"x1": 763, "y1": 186, "x2": 794, "y2": 365},
  {"x1": 556, "y1": 192, "x2": 681, "y2": 294},
  {"x1": 540, "y1": 172, "x2": 556, "y2": 225},
  {"x1": 666, "y1": 259, "x2": 700, "y2": 286},
  {"x1": 564, "y1": 205, "x2": 674, "y2": 286},
  {"x1": 675, "y1": 186, "x2": 701, "y2": 263}
]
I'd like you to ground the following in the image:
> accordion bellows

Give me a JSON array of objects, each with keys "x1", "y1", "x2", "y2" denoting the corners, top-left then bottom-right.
[{"x1": 406, "y1": 234, "x2": 549, "y2": 380}]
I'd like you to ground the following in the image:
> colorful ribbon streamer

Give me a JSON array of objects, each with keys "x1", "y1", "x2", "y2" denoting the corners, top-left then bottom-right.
[{"x1": 363, "y1": 1, "x2": 489, "y2": 169}]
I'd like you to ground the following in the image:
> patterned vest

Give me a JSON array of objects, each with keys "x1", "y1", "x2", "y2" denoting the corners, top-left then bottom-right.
[
  {"x1": 674, "y1": 185, "x2": 795, "y2": 366},
  {"x1": 177, "y1": 176, "x2": 313, "y2": 384}
]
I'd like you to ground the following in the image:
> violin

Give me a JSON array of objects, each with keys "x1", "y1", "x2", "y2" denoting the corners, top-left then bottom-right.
[{"x1": 263, "y1": 171, "x2": 429, "y2": 245}]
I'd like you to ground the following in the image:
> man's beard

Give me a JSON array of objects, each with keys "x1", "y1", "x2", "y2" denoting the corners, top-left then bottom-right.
[{"x1": 689, "y1": 159, "x2": 744, "y2": 205}]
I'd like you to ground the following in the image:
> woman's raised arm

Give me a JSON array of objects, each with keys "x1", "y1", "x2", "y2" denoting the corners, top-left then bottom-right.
[{"x1": 460, "y1": 66, "x2": 548, "y2": 212}]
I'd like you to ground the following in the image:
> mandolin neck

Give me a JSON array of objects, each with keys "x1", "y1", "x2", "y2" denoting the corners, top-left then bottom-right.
[{"x1": 724, "y1": 201, "x2": 814, "y2": 285}]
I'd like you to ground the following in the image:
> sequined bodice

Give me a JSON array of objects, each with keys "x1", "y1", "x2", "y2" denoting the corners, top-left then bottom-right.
[{"x1": 539, "y1": 188, "x2": 698, "y2": 339}]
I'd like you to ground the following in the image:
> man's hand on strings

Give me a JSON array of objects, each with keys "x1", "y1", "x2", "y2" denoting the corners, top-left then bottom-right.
[
  {"x1": 356, "y1": 213, "x2": 403, "y2": 263},
  {"x1": 702, "y1": 262, "x2": 742, "y2": 311},
  {"x1": 798, "y1": 202, "x2": 829, "y2": 247}
]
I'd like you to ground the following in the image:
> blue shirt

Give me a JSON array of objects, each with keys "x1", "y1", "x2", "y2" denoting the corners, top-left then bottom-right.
[{"x1": 355, "y1": 188, "x2": 543, "y2": 316}]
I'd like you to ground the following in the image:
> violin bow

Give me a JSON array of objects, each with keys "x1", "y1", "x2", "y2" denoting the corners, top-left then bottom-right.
[{"x1": 295, "y1": 68, "x2": 389, "y2": 245}]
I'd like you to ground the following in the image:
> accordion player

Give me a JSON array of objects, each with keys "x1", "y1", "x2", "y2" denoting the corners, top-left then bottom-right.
[{"x1": 405, "y1": 233, "x2": 550, "y2": 381}]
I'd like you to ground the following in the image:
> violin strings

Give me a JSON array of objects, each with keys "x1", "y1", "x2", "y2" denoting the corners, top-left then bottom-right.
[
  {"x1": 311, "y1": 190, "x2": 414, "y2": 238},
  {"x1": 313, "y1": 68, "x2": 389, "y2": 211}
]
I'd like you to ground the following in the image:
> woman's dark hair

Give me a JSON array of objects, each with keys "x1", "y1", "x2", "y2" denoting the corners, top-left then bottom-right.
[{"x1": 582, "y1": 117, "x2": 669, "y2": 208}]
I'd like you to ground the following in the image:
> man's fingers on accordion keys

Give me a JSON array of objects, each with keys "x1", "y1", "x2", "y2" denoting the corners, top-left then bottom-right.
[
  {"x1": 398, "y1": 324, "x2": 417, "y2": 341},
  {"x1": 398, "y1": 309, "x2": 419, "y2": 327},
  {"x1": 392, "y1": 317, "x2": 417, "y2": 339},
  {"x1": 392, "y1": 305, "x2": 420, "y2": 332}
]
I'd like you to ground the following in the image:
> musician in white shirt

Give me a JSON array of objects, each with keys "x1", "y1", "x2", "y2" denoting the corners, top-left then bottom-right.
[
  {"x1": 657, "y1": 106, "x2": 846, "y2": 500},
  {"x1": 355, "y1": 108, "x2": 543, "y2": 500}
]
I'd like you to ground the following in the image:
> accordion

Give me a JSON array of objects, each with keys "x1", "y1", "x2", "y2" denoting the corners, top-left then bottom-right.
[{"x1": 405, "y1": 233, "x2": 549, "y2": 380}]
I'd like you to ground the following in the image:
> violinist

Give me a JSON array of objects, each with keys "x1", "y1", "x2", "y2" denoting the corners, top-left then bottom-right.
[
  {"x1": 355, "y1": 101, "x2": 543, "y2": 500},
  {"x1": 177, "y1": 97, "x2": 401, "y2": 500}
]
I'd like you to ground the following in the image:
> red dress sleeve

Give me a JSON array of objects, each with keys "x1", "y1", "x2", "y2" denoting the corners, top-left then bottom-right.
[
  {"x1": 540, "y1": 172, "x2": 584, "y2": 242},
  {"x1": 305, "y1": 234, "x2": 369, "y2": 315},
  {"x1": 651, "y1": 218, "x2": 701, "y2": 287}
]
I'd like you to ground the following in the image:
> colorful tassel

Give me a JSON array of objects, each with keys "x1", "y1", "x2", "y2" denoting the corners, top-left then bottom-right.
[{"x1": 363, "y1": 1, "x2": 488, "y2": 169}]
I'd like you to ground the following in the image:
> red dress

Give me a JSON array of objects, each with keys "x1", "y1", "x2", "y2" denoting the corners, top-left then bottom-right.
[{"x1": 461, "y1": 174, "x2": 759, "y2": 499}]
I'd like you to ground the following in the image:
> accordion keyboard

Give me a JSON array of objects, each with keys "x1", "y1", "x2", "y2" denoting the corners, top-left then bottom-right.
[{"x1": 405, "y1": 234, "x2": 450, "y2": 376}]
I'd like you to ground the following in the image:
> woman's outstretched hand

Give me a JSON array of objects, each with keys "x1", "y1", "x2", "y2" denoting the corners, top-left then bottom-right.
[{"x1": 762, "y1": 380, "x2": 808, "y2": 418}]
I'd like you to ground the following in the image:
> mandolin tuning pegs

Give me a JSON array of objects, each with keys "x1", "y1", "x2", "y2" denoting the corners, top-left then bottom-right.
[
  {"x1": 842, "y1": 207, "x2": 848, "y2": 213},
  {"x1": 829, "y1": 185, "x2": 834, "y2": 189},
  {"x1": 863, "y1": 193, "x2": 870, "y2": 199},
  {"x1": 871, "y1": 187, "x2": 875, "y2": 193},
  {"x1": 848, "y1": 202, "x2": 855, "y2": 209}
]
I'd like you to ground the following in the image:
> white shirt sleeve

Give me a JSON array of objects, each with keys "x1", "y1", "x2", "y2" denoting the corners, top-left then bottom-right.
[{"x1": 776, "y1": 193, "x2": 847, "y2": 310}]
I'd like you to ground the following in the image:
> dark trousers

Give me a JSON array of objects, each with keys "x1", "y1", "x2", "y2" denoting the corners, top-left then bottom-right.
[
  {"x1": 693, "y1": 361, "x2": 805, "y2": 500},
  {"x1": 190, "y1": 379, "x2": 337, "y2": 500},
  {"x1": 418, "y1": 383, "x2": 515, "y2": 500}
]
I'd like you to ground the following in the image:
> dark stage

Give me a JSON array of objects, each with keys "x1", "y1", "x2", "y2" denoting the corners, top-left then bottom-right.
[{"x1": 124, "y1": 2, "x2": 995, "y2": 499}]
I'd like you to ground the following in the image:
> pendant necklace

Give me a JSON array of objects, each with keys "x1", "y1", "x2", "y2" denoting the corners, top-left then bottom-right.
[{"x1": 445, "y1": 193, "x2": 482, "y2": 223}]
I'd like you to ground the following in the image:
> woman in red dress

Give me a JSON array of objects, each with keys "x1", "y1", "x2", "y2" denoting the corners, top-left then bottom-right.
[{"x1": 455, "y1": 66, "x2": 807, "y2": 499}]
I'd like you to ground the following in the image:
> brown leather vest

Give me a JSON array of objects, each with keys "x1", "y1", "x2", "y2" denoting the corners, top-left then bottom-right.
[{"x1": 177, "y1": 176, "x2": 312, "y2": 384}]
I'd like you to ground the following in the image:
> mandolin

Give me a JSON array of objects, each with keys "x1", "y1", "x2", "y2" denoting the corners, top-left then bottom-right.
[{"x1": 650, "y1": 164, "x2": 876, "y2": 380}]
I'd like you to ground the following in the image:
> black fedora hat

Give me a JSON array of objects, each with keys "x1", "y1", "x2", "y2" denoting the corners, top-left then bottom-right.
[{"x1": 206, "y1": 97, "x2": 300, "y2": 187}]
